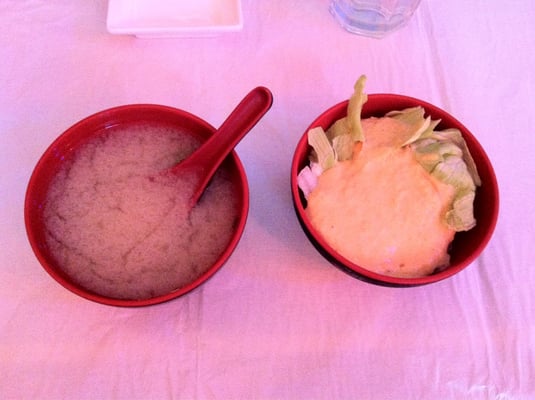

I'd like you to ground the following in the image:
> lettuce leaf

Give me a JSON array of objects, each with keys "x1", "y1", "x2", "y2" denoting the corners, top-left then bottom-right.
[
  {"x1": 307, "y1": 126, "x2": 335, "y2": 171},
  {"x1": 411, "y1": 128, "x2": 480, "y2": 231},
  {"x1": 346, "y1": 75, "x2": 368, "y2": 142},
  {"x1": 306, "y1": 75, "x2": 368, "y2": 174},
  {"x1": 384, "y1": 106, "x2": 445, "y2": 147}
]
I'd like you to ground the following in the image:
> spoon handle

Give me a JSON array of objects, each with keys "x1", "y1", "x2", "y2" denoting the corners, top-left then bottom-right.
[{"x1": 176, "y1": 86, "x2": 273, "y2": 205}]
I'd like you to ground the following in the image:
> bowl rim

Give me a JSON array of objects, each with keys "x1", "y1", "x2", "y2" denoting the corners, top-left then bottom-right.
[
  {"x1": 291, "y1": 93, "x2": 499, "y2": 287},
  {"x1": 24, "y1": 103, "x2": 250, "y2": 306}
]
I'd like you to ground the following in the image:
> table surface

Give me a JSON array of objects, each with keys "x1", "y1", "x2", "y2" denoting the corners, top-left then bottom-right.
[{"x1": 1, "y1": 1, "x2": 534, "y2": 399}]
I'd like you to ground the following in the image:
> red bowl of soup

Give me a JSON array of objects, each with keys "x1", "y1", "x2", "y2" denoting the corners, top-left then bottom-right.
[{"x1": 25, "y1": 104, "x2": 249, "y2": 306}]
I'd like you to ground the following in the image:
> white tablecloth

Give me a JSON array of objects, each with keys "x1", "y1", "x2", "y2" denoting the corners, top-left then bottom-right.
[{"x1": 1, "y1": 1, "x2": 534, "y2": 398}]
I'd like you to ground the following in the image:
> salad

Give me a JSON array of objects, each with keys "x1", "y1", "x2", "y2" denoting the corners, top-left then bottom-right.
[{"x1": 298, "y1": 76, "x2": 481, "y2": 278}]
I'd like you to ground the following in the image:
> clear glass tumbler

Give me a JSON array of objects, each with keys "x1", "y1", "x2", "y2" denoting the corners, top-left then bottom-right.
[{"x1": 329, "y1": 0, "x2": 422, "y2": 38}]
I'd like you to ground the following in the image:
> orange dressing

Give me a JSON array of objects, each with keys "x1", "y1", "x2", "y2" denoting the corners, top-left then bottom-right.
[{"x1": 306, "y1": 117, "x2": 456, "y2": 278}]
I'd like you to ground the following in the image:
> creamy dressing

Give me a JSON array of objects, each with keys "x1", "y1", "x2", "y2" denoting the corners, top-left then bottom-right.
[{"x1": 306, "y1": 117, "x2": 456, "y2": 278}]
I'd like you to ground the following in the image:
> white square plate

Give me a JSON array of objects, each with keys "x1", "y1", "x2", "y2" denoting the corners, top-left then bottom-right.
[{"x1": 107, "y1": 0, "x2": 243, "y2": 38}]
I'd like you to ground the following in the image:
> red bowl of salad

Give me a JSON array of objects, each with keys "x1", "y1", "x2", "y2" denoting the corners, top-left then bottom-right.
[{"x1": 291, "y1": 76, "x2": 499, "y2": 287}]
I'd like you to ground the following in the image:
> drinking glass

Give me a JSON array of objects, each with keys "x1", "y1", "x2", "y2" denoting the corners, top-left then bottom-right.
[{"x1": 330, "y1": 0, "x2": 422, "y2": 38}]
